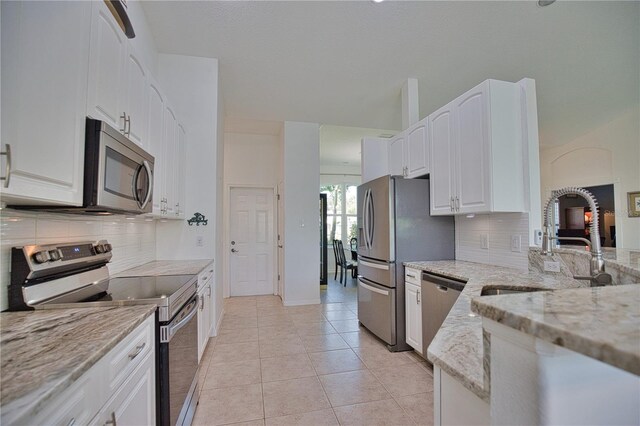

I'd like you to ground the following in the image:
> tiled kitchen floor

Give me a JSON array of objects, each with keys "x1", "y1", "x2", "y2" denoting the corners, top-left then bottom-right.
[{"x1": 193, "y1": 277, "x2": 434, "y2": 425}]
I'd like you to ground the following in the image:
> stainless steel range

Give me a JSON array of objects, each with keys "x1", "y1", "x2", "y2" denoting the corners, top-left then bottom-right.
[{"x1": 8, "y1": 240, "x2": 200, "y2": 426}]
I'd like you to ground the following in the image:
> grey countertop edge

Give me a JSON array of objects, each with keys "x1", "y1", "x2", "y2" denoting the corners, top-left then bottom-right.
[
  {"x1": 470, "y1": 286, "x2": 640, "y2": 377},
  {"x1": 1, "y1": 305, "x2": 156, "y2": 422}
]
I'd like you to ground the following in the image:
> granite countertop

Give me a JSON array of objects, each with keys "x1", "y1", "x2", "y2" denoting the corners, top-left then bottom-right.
[
  {"x1": 0, "y1": 305, "x2": 156, "y2": 421},
  {"x1": 113, "y1": 259, "x2": 214, "y2": 277},
  {"x1": 471, "y1": 284, "x2": 640, "y2": 376},
  {"x1": 404, "y1": 260, "x2": 585, "y2": 402}
]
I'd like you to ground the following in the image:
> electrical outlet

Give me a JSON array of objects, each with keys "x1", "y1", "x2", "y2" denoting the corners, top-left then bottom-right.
[
  {"x1": 511, "y1": 235, "x2": 521, "y2": 252},
  {"x1": 544, "y1": 260, "x2": 561, "y2": 273},
  {"x1": 196, "y1": 236, "x2": 204, "y2": 247},
  {"x1": 534, "y1": 229, "x2": 543, "y2": 246},
  {"x1": 480, "y1": 234, "x2": 489, "y2": 249}
]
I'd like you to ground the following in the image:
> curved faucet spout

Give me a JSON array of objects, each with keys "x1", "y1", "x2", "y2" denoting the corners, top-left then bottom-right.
[{"x1": 541, "y1": 187, "x2": 605, "y2": 280}]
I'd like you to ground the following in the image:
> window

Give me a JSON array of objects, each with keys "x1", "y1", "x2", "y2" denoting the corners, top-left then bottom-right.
[{"x1": 321, "y1": 183, "x2": 358, "y2": 245}]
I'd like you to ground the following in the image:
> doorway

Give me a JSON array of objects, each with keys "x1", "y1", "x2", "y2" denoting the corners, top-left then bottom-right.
[{"x1": 229, "y1": 187, "x2": 275, "y2": 296}]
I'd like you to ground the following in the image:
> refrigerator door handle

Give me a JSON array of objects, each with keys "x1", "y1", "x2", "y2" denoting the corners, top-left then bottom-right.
[
  {"x1": 368, "y1": 189, "x2": 375, "y2": 247},
  {"x1": 359, "y1": 259, "x2": 390, "y2": 270},
  {"x1": 362, "y1": 189, "x2": 369, "y2": 250}
]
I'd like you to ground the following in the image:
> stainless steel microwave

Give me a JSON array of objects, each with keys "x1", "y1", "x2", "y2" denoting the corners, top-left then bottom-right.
[{"x1": 81, "y1": 118, "x2": 154, "y2": 214}]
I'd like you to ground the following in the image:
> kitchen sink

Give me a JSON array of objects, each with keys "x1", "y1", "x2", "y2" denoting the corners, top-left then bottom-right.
[{"x1": 480, "y1": 286, "x2": 549, "y2": 296}]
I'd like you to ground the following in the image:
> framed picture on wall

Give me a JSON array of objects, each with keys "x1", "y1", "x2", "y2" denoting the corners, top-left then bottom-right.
[{"x1": 628, "y1": 191, "x2": 640, "y2": 217}]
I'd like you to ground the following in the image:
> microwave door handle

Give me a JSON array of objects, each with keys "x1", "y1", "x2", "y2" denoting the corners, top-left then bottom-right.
[{"x1": 139, "y1": 160, "x2": 153, "y2": 209}]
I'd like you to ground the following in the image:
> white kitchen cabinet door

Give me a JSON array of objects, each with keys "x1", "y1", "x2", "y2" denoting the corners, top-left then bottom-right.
[
  {"x1": 388, "y1": 133, "x2": 406, "y2": 177},
  {"x1": 405, "y1": 281, "x2": 422, "y2": 353},
  {"x1": 361, "y1": 137, "x2": 390, "y2": 183},
  {"x1": 0, "y1": 1, "x2": 91, "y2": 206},
  {"x1": 123, "y1": 45, "x2": 149, "y2": 148},
  {"x1": 174, "y1": 123, "x2": 187, "y2": 218},
  {"x1": 147, "y1": 78, "x2": 166, "y2": 216},
  {"x1": 429, "y1": 104, "x2": 456, "y2": 215},
  {"x1": 197, "y1": 280, "x2": 212, "y2": 361},
  {"x1": 162, "y1": 104, "x2": 178, "y2": 216},
  {"x1": 86, "y1": 0, "x2": 127, "y2": 132},
  {"x1": 91, "y1": 351, "x2": 155, "y2": 426},
  {"x1": 406, "y1": 119, "x2": 429, "y2": 178}
]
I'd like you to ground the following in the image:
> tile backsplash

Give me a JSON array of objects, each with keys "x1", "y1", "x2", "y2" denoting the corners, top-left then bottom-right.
[
  {"x1": 455, "y1": 212, "x2": 529, "y2": 270},
  {"x1": 1, "y1": 209, "x2": 156, "y2": 311}
]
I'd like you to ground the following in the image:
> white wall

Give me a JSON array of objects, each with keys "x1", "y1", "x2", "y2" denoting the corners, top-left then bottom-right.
[
  {"x1": 154, "y1": 54, "x2": 219, "y2": 260},
  {"x1": 540, "y1": 106, "x2": 640, "y2": 249},
  {"x1": 0, "y1": 211, "x2": 156, "y2": 311},
  {"x1": 282, "y1": 121, "x2": 321, "y2": 305},
  {"x1": 214, "y1": 86, "x2": 225, "y2": 331},
  {"x1": 222, "y1": 127, "x2": 282, "y2": 298}
]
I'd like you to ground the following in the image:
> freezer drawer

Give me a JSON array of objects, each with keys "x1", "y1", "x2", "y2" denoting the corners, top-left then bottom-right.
[
  {"x1": 358, "y1": 257, "x2": 396, "y2": 288},
  {"x1": 357, "y1": 277, "x2": 395, "y2": 345}
]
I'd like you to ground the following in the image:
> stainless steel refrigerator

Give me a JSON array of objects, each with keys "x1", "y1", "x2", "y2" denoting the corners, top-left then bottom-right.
[{"x1": 357, "y1": 175, "x2": 454, "y2": 351}]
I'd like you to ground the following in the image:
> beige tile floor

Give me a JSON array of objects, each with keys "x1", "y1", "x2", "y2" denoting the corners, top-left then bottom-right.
[{"x1": 193, "y1": 277, "x2": 434, "y2": 426}]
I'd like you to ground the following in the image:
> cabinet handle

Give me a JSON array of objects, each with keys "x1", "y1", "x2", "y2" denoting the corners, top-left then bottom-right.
[
  {"x1": 126, "y1": 114, "x2": 131, "y2": 137},
  {"x1": 128, "y1": 342, "x2": 146, "y2": 360},
  {"x1": 105, "y1": 411, "x2": 117, "y2": 426},
  {"x1": 407, "y1": 273, "x2": 416, "y2": 279},
  {"x1": 417, "y1": 289, "x2": 421, "y2": 304},
  {"x1": 450, "y1": 197, "x2": 454, "y2": 212},
  {"x1": 199, "y1": 294, "x2": 204, "y2": 311},
  {"x1": 1, "y1": 144, "x2": 11, "y2": 188},
  {"x1": 120, "y1": 112, "x2": 127, "y2": 133},
  {"x1": 455, "y1": 196, "x2": 460, "y2": 211},
  {"x1": 66, "y1": 418, "x2": 76, "y2": 426}
]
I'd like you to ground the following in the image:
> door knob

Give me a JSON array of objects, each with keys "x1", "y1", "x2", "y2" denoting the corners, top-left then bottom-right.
[{"x1": 231, "y1": 248, "x2": 239, "y2": 253}]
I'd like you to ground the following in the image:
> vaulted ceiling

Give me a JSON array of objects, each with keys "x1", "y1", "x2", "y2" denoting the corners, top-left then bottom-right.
[{"x1": 142, "y1": 1, "x2": 639, "y2": 149}]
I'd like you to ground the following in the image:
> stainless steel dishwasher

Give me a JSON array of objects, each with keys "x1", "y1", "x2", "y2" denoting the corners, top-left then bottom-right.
[{"x1": 421, "y1": 271, "x2": 466, "y2": 355}]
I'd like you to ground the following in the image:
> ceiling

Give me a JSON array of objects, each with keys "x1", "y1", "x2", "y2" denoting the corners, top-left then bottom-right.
[{"x1": 142, "y1": 0, "x2": 639, "y2": 152}]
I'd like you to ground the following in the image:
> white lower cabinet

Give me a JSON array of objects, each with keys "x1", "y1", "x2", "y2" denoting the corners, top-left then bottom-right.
[
  {"x1": 26, "y1": 315, "x2": 156, "y2": 426},
  {"x1": 404, "y1": 267, "x2": 422, "y2": 353},
  {"x1": 197, "y1": 263, "x2": 215, "y2": 361},
  {"x1": 434, "y1": 366, "x2": 490, "y2": 426}
]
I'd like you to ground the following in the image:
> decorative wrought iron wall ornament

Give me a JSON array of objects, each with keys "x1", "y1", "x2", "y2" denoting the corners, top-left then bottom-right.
[{"x1": 187, "y1": 212, "x2": 208, "y2": 226}]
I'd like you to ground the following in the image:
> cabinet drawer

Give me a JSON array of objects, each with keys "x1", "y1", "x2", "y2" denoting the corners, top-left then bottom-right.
[
  {"x1": 405, "y1": 267, "x2": 421, "y2": 285},
  {"x1": 198, "y1": 262, "x2": 214, "y2": 291},
  {"x1": 107, "y1": 317, "x2": 153, "y2": 392},
  {"x1": 31, "y1": 375, "x2": 96, "y2": 426}
]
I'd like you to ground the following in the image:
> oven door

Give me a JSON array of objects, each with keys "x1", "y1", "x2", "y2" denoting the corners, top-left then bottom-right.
[{"x1": 158, "y1": 295, "x2": 199, "y2": 426}]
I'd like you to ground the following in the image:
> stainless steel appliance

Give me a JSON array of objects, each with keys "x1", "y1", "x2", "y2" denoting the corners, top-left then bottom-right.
[
  {"x1": 8, "y1": 240, "x2": 199, "y2": 426},
  {"x1": 421, "y1": 271, "x2": 464, "y2": 354},
  {"x1": 357, "y1": 175, "x2": 454, "y2": 351},
  {"x1": 11, "y1": 118, "x2": 154, "y2": 215}
]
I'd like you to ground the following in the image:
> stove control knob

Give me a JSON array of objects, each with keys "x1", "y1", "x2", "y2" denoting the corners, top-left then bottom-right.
[
  {"x1": 33, "y1": 250, "x2": 51, "y2": 264},
  {"x1": 48, "y1": 249, "x2": 62, "y2": 261},
  {"x1": 94, "y1": 244, "x2": 105, "y2": 254},
  {"x1": 104, "y1": 243, "x2": 113, "y2": 253}
]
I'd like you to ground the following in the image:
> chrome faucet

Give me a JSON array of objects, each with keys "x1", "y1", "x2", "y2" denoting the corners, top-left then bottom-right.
[{"x1": 541, "y1": 187, "x2": 612, "y2": 286}]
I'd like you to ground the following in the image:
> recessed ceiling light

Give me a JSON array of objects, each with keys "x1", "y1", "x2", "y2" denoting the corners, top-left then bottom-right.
[
  {"x1": 372, "y1": 0, "x2": 385, "y2": 3},
  {"x1": 538, "y1": 0, "x2": 556, "y2": 6}
]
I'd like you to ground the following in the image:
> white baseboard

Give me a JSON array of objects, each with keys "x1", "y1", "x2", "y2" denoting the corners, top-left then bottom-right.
[
  {"x1": 283, "y1": 298, "x2": 321, "y2": 306},
  {"x1": 212, "y1": 308, "x2": 224, "y2": 336}
]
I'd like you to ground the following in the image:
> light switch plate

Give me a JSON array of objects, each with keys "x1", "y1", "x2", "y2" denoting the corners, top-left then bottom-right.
[
  {"x1": 511, "y1": 235, "x2": 521, "y2": 252},
  {"x1": 481, "y1": 234, "x2": 489, "y2": 249},
  {"x1": 544, "y1": 260, "x2": 561, "y2": 273},
  {"x1": 196, "y1": 236, "x2": 204, "y2": 247}
]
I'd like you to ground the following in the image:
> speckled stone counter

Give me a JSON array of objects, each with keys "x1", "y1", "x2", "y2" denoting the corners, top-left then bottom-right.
[
  {"x1": 0, "y1": 305, "x2": 156, "y2": 420},
  {"x1": 471, "y1": 285, "x2": 640, "y2": 376},
  {"x1": 114, "y1": 259, "x2": 213, "y2": 277},
  {"x1": 404, "y1": 260, "x2": 585, "y2": 401}
]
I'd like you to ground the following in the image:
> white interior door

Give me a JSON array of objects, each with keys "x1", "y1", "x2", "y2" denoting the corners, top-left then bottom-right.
[
  {"x1": 229, "y1": 187, "x2": 275, "y2": 296},
  {"x1": 277, "y1": 182, "x2": 285, "y2": 297}
]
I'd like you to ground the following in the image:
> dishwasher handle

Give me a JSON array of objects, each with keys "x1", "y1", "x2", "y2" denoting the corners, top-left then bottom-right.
[{"x1": 421, "y1": 271, "x2": 466, "y2": 292}]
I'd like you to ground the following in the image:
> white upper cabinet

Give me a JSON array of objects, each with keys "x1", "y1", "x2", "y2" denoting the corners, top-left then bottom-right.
[
  {"x1": 430, "y1": 80, "x2": 525, "y2": 216},
  {"x1": 388, "y1": 132, "x2": 406, "y2": 177},
  {"x1": 147, "y1": 78, "x2": 166, "y2": 216},
  {"x1": 386, "y1": 118, "x2": 429, "y2": 179},
  {"x1": 162, "y1": 104, "x2": 178, "y2": 217},
  {"x1": 87, "y1": 0, "x2": 127, "y2": 131},
  {"x1": 0, "y1": 1, "x2": 91, "y2": 205},
  {"x1": 87, "y1": 1, "x2": 148, "y2": 148},
  {"x1": 123, "y1": 46, "x2": 149, "y2": 148},
  {"x1": 361, "y1": 137, "x2": 389, "y2": 184},
  {"x1": 405, "y1": 118, "x2": 429, "y2": 178},
  {"x1": 429, "y1": 104, "x2": 457, "y2": 215},
  {"x1": 175, "y1": 123, "x2": 187, "y2": 218}
]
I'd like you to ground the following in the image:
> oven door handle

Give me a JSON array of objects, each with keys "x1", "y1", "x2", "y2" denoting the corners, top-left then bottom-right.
[{"x1": 161, "y1": 297, "x2": 198, "y2": 343}]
